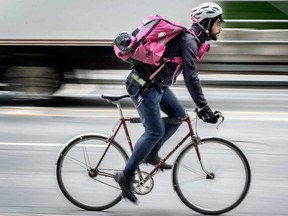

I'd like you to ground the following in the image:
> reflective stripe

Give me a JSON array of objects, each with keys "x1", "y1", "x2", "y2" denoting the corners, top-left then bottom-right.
[{"x1": 131, "y1": 73, "x2": 147, "y2": 87}]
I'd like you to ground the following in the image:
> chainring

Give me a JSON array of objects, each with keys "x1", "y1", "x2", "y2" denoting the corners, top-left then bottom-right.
[{"x1": 133, "y1": 171, "x2": 154, "y2": 195}]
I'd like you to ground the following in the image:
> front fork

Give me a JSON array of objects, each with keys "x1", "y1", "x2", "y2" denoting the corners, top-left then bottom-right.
[{"x1": 192, "y1": 136, "x2": 215, "y2": 179}]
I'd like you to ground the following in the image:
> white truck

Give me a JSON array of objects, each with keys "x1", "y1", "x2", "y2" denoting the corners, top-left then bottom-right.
[{"x1": 0, "y1": 0, "x2": 287, "y2": 97}]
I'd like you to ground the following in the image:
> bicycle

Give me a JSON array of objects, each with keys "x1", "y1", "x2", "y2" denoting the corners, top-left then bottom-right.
[{"x1": 56, "y1": 94, "x2": 251, "y2": 215}]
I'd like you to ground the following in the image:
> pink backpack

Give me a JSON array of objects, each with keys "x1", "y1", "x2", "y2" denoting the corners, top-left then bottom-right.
[{"x1": 114, "y1": 15, "x2": 209, "y2": 81}]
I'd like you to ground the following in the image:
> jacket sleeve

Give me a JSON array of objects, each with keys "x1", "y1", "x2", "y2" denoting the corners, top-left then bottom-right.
[{"x1": 181, "y1": 34, "x2": 208, "y2": 108}]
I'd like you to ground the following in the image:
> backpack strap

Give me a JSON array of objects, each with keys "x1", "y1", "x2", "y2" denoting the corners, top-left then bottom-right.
[
  {"x1": 170, "y1": 58, "x2": 183, "y2": 85},
  {"x1": 187, "y1": 29, "x2": 200, "y2": 37},
  {"x1": 149, "y1": 57, "x2": 182, "y2": 81},
  {"x1": 187, "y1": 29, "x2": 210, "y2": 61},
  {"x1": 149, "y1": 59, "x2": 169, "y2": 80}
]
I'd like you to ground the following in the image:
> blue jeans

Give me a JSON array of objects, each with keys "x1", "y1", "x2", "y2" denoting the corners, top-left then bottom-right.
[{"x1": 124, "y1": 71, "x2": 186, "y2": 176}]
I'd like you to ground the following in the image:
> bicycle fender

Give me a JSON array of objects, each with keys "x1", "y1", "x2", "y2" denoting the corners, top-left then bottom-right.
[{"x1": 55, "y1": 133, "x2": 122, "y2": 164}]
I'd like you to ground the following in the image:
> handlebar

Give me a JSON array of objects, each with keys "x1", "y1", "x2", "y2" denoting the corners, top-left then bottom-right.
[
  {"x1": 194, "y1": 108, "x2": 225, "y2": 129},
  {"x1": 214, "y1": 110, "x2": 224, "y2": 120},
  {"x1": 214, "y1": 110, "x2": 225, "y2": 129}
]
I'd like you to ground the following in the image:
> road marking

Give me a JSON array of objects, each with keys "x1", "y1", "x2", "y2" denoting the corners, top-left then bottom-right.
[
  {"x1": 224, "y1": 111, "x2": 288, "y2": 121},
  {"x1": 224, "y1": 111, "x2": 288, "y2": 115},
  {"x1": 0, "y1": 142, "x2": 63, "y2": 147},
  {"x1": 226, "y1": 117, "x2": 288, "y2": 121},
  {"x1": 0, "y1": 108, "x2": 288, "y2": 121},
  {"x1": 0, "y1": 142, "x2": 110, "y2": 148}
]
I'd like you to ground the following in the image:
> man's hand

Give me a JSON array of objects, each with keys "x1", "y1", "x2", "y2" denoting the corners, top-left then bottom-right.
[{"x1": 196, "y1": 105, "x2": 218, "y2": 124}]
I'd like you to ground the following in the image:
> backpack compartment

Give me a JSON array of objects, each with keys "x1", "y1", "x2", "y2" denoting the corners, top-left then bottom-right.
[{"x1": 131, "y1": 40, "x2": 165, "y2": 66}]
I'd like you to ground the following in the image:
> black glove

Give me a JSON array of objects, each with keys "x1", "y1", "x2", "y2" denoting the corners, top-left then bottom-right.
[{"x1": 196, "y1": 105, "x2": 218, "y2": 124}]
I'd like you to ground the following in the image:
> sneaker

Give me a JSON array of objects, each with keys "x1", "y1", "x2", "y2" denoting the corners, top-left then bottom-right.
[
  {"x1": 114, "y1": 172, "x2": 138, "y2": 204},
  {"x1": 143, "y1": 153, "x2": 172, "y2": 171}
]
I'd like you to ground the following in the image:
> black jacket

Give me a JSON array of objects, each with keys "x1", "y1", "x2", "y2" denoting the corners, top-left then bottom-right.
[{"x1": 132, "y1": 27, "x2": 208, "y2": 108}]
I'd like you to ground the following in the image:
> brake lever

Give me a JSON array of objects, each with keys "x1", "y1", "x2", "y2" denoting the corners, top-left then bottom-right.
[
  {"x1": 214, "y1": 110, "x2": 225, "y2": 129},
  {"x1": 195, "y1": 108, "x2": 225, "y2": 129}
]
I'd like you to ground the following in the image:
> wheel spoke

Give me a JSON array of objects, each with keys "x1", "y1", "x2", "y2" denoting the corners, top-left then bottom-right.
[
  {"x1": 178, "y1": 176, "x2": 207, "y2": 185},
  {"x1": 60, "y1": 153, "x2": 90, "y2": 171},
  {"x1": 175, "y1": 161, "x2": 205, "y2": 175},
  {"x1": 81, "y1": 141, "x2": 91, "y2": 170},
  {"x1": 92, "y1": 176, "x2": 121, "y2": 190}
]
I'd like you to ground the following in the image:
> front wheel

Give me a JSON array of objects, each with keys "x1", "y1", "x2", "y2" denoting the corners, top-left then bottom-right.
[
  {"x1": 56, "y1": 134, "x2": 128, "y2": 211},
  {"x1": 172, "y1": 137, "x2": 251, "y2": 215}
]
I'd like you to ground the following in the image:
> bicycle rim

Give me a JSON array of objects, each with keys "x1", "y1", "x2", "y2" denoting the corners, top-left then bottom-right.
[
  {"x1": 173, "y1": 137, "x2": 251, "y2": 215},
  {"x1": 56, "y1": 134, "x2": 128, "y2": 211}
]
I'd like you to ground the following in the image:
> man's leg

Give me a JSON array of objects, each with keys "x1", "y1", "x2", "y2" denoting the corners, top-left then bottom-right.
[
  {"x1": 124, "y1": 86, "x2": 165, "y2": 175},
  {"x1": 114, "y1": 77, "x2": 165, "y2": 203},
  {"x1": 149, "y1": 87, "x2": 186, "y2": 155}
]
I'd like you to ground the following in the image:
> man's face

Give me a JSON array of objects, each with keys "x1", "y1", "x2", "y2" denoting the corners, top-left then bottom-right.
[{"x1": 210, "y1": 20, "x2": 222, "y2": 41}]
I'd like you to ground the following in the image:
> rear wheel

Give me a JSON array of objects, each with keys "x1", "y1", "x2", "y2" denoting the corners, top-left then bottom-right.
[
  {"x1": 172, "y1": 137, "x2": 251, "y2": 215},
  {"x1": 56, "y1": 134, "x2": 128, "y2": 211}
]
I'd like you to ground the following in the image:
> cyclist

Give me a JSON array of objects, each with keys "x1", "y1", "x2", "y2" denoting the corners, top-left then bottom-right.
[{"x1": 114, "y1": 2, "x2": 224, "y2": 203}]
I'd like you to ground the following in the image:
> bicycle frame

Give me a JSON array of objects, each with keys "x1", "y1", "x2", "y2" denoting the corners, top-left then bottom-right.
[{"x1": 94, "y1": 100, "x2": 211, "y2": 178}]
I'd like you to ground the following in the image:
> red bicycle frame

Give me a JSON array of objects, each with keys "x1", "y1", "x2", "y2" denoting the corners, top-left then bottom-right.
[{"x1": 94, "y1": 101, "x2": 205, "y2": 177}]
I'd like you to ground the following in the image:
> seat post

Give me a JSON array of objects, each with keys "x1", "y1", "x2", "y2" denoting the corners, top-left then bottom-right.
[{"x1": 115, "y1": 101, "x2": 124, "y2": 119}]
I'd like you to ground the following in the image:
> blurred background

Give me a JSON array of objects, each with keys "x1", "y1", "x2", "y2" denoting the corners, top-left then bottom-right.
[
  {"x1": 0, "y1": 0, "x2": 287, "y2": 99},
  {"x1": 0, "y1": 1, "x2": 287, "y2": 216}
]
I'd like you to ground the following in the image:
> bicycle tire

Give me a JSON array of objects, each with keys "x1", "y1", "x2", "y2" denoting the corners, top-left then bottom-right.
[
  {"x1": 56, "y1": 133, "x2": 129, "y2": 211},
  {"x1": 172, "y1": 137, "x2": 251, "y2": 215}
]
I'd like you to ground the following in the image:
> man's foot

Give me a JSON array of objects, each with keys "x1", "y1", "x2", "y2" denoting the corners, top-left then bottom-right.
[
  {"x1": 114, "y1": 172, "x2": 138, "y2": 204},
  {"x1": 143, "y1": 153, "x2": 172, "y2": 171}
]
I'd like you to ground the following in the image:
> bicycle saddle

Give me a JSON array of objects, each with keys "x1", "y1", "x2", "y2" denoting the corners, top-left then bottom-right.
[{"x1": 101, "y1": 94, "x2": 130, "y2": 102}]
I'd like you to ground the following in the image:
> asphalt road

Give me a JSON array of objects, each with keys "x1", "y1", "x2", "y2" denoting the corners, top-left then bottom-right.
[{"x1": 0, "y1": 87, "x2": 287, "y2": 216}]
